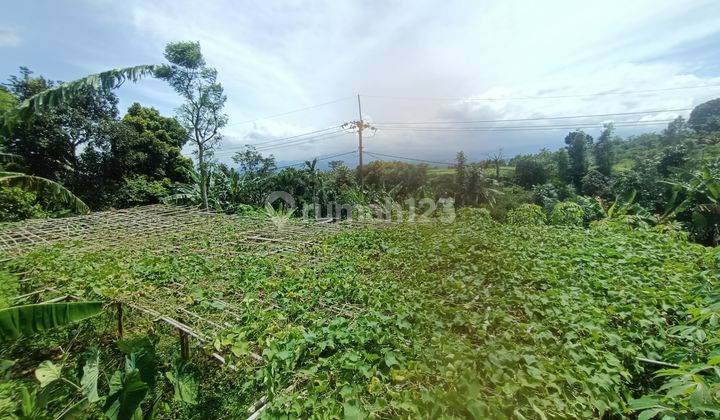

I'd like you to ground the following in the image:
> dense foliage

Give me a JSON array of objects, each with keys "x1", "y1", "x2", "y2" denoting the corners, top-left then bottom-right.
[{"x1": 0, "y1": 211, "x2": 716, "y2": 418}]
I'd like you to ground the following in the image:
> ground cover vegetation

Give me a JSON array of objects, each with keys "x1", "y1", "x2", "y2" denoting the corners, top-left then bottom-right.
[
  {"x1": 3, "y1": 39, "x2": 720, "y2": 419},
  {"x1": 0, "y1": 210, "x2": 718, "y2": 418}
]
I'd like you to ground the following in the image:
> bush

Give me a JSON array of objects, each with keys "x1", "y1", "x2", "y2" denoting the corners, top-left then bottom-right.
[
  {"x1": 486, "y1": 186, "x2": 531, "y2": 221},
  {"x1": 506, "y1": 204, "x2": 546, "y2": 226},
  {"x1": 514, "y1": 157, "x2": 549, "y2": 188},
  {"x1": 457, "y1": 207, "x2": 492, "y2": 222},
  {"x1": 0, "y1": 186, "x2": 45, "y2": 222},
  {"x1": 574, "y1": 196, "x2": 604, "y2": 225},
  {"x1": 530, "y1": 183, "x2": 558, "y2": 213},
  {"x1": 581, "y1": 169, "x2": 610, "y2": 197},
  {"x1": 549, "y1": 201, "x2": 584, "y2": 226},
  {"x1": 115, "y1": 175, "x2": 171, "y2": 207}
]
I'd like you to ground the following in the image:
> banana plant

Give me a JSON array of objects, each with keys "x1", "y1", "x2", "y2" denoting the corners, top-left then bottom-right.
[
  {"x1": 664, "y1": 167, "x2": 720, "y2": 244},
  {"x1": 0, "y1": 172, "x2": 90, "y2": 215},
  {"x1": 0, "y1": 301, "x2": 103, "y2": 341},
  {"x1": 0, "y1": 66, "x2": 157, "y2": 215},
  {"x1": 0, "y1": 65, "x2": 156, "y2": 134}
]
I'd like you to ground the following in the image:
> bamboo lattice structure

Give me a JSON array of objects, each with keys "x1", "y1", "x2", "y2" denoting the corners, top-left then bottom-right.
[{"x1": 1, "y1": 204, "x2": 388, "y2": 418}]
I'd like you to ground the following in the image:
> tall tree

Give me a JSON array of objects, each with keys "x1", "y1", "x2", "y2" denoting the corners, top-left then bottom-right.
[
  {"x1": 514, "y1": 156, "x2": 549, "y2": 188},
  {"x1": 688, "y1": 98, "x2": 720, "y2": 134},
  {"x1": 3, "y1": 68, "x2": 118, "y2": 180},
  {"x1": 593, "y1": 123, "x2": 615, "y2": 177},
  {"x1": 232, "y1": 145, "x2": 277, "y2": 178},
  {"x1": 556, "y1": 149, "x2": 570, "y2": 184},
  {"x1": 564, "y1": 130, "x2": 592, "y2": 190},
  {"x1": 155, "y1": 41, "x2": 227, "y2": 210},
  {"x1": 487, "y1": 149, "x2": 504, "y2": 180}
]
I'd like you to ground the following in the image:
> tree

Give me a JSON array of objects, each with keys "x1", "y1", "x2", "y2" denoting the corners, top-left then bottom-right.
[
  {"x1": 688, "y1": 98, "x2": 720, "y2": 133},
  {"x1": 581, "y1": 169, "x2": 610, "y2": 197},
  {"x1": 232, "y1": 145, "x2": 276, "y2": 178},
  {"x1": 0, "y1": 172, "x2": 89, "y2": 215},
  {"x1": 454, "y1": 151, "x2": 467, "y2": 205},
  {"x1": 662, "y1": 116, "x2": 691, "y2": 144},
  {"x1": 364, "y1": 161, "x2": 428, "y2": 199},
  {"x1": 593, "y1": 123, "x2": 615, "y2": 177},
  {"x1": 514, "y1": 156, "x2": 549, "y2": 188},
  {"x1": 0, "y1": 87, "x2": 17, "y2": 115},
  {"x1": 3, "y1": 68, "x2": 120, "y2": 180},
  {"x1": 155, "y1": 41, "x2": 228, "y2": 210},
  {"x1": 556, "y1": 149, "x2": 570, "y2": 184},
  {"x1": 0, "y1": 65, "x2": 155, "y2": 219},
  {"x1": 488, "y1": 149, "x2": 504, "y2": 180},
  {"x1": 564, "y1": 130, "x2": 593, "y2": 190},
  {"x1": 328, "y1": 160, "x2": 355, "y2": 190}
]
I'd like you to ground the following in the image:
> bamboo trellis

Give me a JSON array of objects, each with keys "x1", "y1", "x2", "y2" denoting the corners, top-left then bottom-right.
[{"x1": 1, "y1": 204, "x2": 389, "y2": 418}]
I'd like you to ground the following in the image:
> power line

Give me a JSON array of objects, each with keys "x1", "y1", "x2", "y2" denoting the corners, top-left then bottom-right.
[
  {"x1": 365, "y1": 151, "x2": 453, "y2": 166},
  {"x1": 361, "y1": 84, "x2": 720, "y2": 102},
  {"x1": 376, "y1": 119, "x2": 674, "y2": 133},
  {"x1": 255, "y1": 132, "x2": 353, "y2": 152},
  {"x1": 214, "y1": 131, "x2": 353, "y2": 157},
  {"x1": 226, "y1": 97, "x2": 353, "y2": 126},
  {"x1": 276, "y1": 150, "x2": 357, "y2": 170},
  {"x1": 374, "y1": 108, "x2": 692, "y2": 125},
  {"x1": 217, "y1": 126, "x2": 344, "y2": 152}
]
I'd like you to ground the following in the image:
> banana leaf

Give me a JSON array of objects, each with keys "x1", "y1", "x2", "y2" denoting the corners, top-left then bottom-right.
[{"x1": 0, "y1": 301, "x2": 103, "y2": 341}]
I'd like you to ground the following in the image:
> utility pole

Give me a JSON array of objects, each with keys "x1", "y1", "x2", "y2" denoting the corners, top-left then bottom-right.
[
  {"x1": 342, "y1": 94, "x2": 375, "y2": 190},
  {"x1": 357, "y1": 94, "x2": 364, "y2": 189}
]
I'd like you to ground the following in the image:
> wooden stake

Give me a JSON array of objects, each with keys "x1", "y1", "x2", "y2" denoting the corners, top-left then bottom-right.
[
  {"x1": 116, "y1": 302, "x2": 124, "y2": 339},
  {"x1": 179, "y1": 329, "x2": 190, "y2": 360}
]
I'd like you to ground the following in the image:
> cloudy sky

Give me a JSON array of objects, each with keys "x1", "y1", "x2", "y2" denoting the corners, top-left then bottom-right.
[{"x1": 2, "y1": 0, "x2": 720, "y2": 167}]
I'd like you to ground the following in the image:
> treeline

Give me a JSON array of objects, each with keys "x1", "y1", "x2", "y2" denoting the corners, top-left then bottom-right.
[
  {"x1": 0, "y1": 67, "x2": 192, "y2": 214},
  {"x1": 4, "y1": 39, "x2": 720, "y2": 247},
  {"x1": 475, "y1": 98, "x2": 720, "y2": 245}
]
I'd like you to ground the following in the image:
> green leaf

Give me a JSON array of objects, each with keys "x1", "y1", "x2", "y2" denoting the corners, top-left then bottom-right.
[
  {"x1": 19, "y1": 386, "x2": 37, "y2": 417},
  {"x1": 0, "y1": 173, "x2": 90, "y2": 215},
  {"x1": 384, "y1": 351, "x2": 399, "y2": 367},
  {"x1": 117, "y1": 338, "x2": 157, "y2": 388},
  {"x1": 343, "y1": 402, "x2": 367, "y2": 420},
  {"x1": 56, "y1": 397, "x2": 89, "y2": 419},
  {"x1": 35, "y1": 360, "x2": 62, "y2": 388},
  {"x1": 103, "y1": 366, "x2": 149, "y2": 420},
  {"x1": 638, "y1": 407, "x2": 666, "y2": 420},
  {"x1": 80, "y1": 348, "x2": 100, "y2": 403},
  {"x1": 0, "y1": 301, "x2": 103, "y2": 341},
  {"x1": 0, "y1": 359, "x2": 15, "y2": 379},
  {"x1": 165, "y1": 362, "x2": 198, "y2": 405}
]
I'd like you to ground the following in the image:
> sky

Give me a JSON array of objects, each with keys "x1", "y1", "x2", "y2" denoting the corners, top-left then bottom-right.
[{"x1": 2, "y1": 0, "x2": 720, "y2": 167}]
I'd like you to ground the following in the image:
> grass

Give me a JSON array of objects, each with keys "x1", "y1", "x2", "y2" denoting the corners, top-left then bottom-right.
[{"x1": 0, "y1": 212, "x2": 716, "y2": 418}]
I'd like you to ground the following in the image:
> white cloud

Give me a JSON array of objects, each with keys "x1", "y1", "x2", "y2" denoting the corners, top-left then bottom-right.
[
  {"x1": 0, "y1": 27, "x2": 21, "y2": 47},
  {"x1": 28, "y1": 0, "x2": 720, "y2": 161}
]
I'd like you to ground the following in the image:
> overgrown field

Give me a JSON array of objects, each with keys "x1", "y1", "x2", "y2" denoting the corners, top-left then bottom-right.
[{"x1": 1, "y1": 212, "x2": 718, "y2": 418}]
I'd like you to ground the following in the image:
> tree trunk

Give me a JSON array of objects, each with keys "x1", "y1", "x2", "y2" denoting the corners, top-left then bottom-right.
[{"x1": 198, "y1": 144, "x2": 209, "y2": 210}]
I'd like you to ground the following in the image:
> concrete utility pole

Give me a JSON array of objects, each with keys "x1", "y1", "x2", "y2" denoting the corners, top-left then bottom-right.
[
  {"x1": 357, "y1": 94, "x2": 364, "y2": 189},
  {"x1": 342, "y1": 94, "x2": 375, "y2": 190}
]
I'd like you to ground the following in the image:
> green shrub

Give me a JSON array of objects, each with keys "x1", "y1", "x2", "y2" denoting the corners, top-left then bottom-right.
[
  {"x1": 505, "y1": 203, "x2": 545, "y2": 226},
  {"x1": 457, "y1": 207, "x2": 492, "y2": 222},
  {"x1": 486, "y1": 186, "x2": 531, "y2": 220},
  {"x1": 0, "y1": 186, "x2": 45, "y2": 222},
  {"x1": 574, "y1": 195, "x2": 604, "y2": 225},
  {"x1": 550, "y1": 201, "x2": 584, "y2": 226},
  {"x1": 0, "y1": 271, "x2": 18, "y2": 309},
  {"x1": 115, "y1": 175, "x2": 171, "y2": 207}
]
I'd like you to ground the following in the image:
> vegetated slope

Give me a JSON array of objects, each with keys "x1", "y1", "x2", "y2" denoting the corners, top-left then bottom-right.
[{"x1": 2, "y1": 214, "x2": 715, "y2": 418}]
